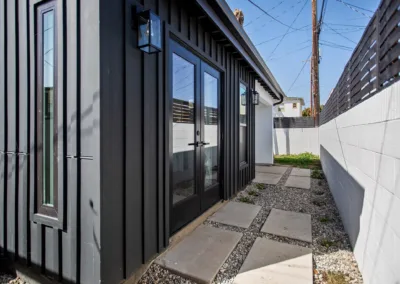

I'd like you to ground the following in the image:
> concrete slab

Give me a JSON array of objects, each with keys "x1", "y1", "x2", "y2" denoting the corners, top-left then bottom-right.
[
  {"x1": 261, "y1": 209, "x2": 312, "y2": 243},
  {"x1": 156, "y1": 225, "x2": 242, "y2": 283},
  {"x1": 291, "y1": 168, "x2": 311, "y2": 177},
  {"x1": 256, "y1": 166, "x2": 287, "y2": 175},
  {"x1": 234, "y1": 238, "x2": 313, "y2": 284},
  {"x1": 284, "y1": 175, "x2": 311, "y2": 189},
  {"x1": 254, "y1": 173, "x2": 282, "y2": 185},
  {"x1": 209, "y1": 202, "x2": 261, "y2": 228}
]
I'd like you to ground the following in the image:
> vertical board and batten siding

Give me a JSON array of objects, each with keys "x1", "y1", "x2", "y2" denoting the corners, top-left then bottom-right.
[
  {"x1": 1, "y1": 0, "x2": 260, "y2": 283},
  {"x1": 1, "y1": 0, "x2": 101, "y2": 283},
  {"x1": 99, "y1": 0, "x2": 256, "y2": 282}
]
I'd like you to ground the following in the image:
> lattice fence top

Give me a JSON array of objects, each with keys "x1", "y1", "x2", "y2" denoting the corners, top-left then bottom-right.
[{"x1": 320, "y1": 0, "x2": 400, "y2": 125}]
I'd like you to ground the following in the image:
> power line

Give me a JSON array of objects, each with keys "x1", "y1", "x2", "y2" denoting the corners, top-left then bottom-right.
[
  {"x1": 323, "y1": 22, "x2": 357, "y2": 44},
  {"x1": 244, "y1": 0, "x2": 285, "y2": 27},
  {"x1": 320, "y1": 39, "x2": 354, "y2": 50},
  {"x1": 248, "y1": 0, "x2": 307, "y2": 35},
  {"x1": 318, "y1": 0, "x2": 328, "y2": 34},
  {"x1": 247, "y1": 0, "x2": 307, "y2": 31},
  {"x1": 334, "y1": 0, "x2": 372, "y2": 18},
  {"x1": 324, "y1": 22, "x2": 366, "y2": 28},
  {"x1": 268, "y1": 44, "x2": 312, "y2": 61},
  {"x1": 287, "y1": 53, "x2": 312, "y2": 93},
  {"x1": 343, "y1": 2, "x2": 374, "y2": 13},
  {"x1": 267, "y1": 0, "x2": 310, "y2": 59},
  {"x1": 254, "y1": 24, "x2": 311, "y2": 46},
  {"x1": 320, "y1": 43, "x2": 353, "y2": 51}
]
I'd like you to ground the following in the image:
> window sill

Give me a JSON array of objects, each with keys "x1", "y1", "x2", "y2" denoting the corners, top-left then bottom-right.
[{"x1": 31, "y1": 213, "x2": 63, "y2": 230}]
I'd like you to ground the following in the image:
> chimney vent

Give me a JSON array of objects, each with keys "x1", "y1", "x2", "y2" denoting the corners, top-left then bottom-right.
[{"x1": 234, "y1": 9, "x2": 244, "y2": 26}]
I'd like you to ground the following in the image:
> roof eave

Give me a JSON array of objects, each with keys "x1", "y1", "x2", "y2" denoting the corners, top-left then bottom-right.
[{"x1": 211, "y1": 0, "x2": 286, "y2": 98}]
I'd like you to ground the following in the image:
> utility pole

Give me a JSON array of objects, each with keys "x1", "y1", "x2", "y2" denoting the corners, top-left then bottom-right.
[{"x1": 312, "y1": 0, "x2": 320, "y2": 126}]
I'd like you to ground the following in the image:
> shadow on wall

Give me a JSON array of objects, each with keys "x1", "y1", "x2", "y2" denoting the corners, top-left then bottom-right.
[
  {"x1": 320, "y1": 145, "x2": 364, "y2": 248},
  {"x1": 272, "y1": 128, "x2": 292, "y2": 155},
  {"x1": 273, "y1": 128, "x2": 279, "y2": 155},
  {"x1": 284, "y1": 129, "x2": 290, "y2": 155}
]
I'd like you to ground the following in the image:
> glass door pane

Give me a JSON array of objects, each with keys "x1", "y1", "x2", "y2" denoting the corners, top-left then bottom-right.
[
  {"x1": 172, "y1": 53, "x2": 196, "y2": 204},
  {"x1": 203, "y1": 72, "x2": 219, "y2": 189}
]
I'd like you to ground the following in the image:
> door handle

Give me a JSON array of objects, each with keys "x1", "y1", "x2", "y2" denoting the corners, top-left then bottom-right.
[
  {"x1": 200, "y1": 141, "x2": 210, "y2": 146},
  {"x1": 188, "y1": 142, "x2": 200, "y2": 147}
]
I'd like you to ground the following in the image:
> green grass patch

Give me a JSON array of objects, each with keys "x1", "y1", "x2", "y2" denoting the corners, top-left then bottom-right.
[
  {"x1": 255, "y1": 183, "x2": 265, "y2": 190},
  {"x1": 323, "y1": 271, "x2": 348, "y2": 284},
  {"x1": 237, "y1": 196, "x2": 254, "y2": 204},
  {"x1": 320, "y1": 238, "x2": 336, "y2": 248},
  {"x1": 248, "y1": 189, "x2": 259, "y2": 196},
  {"x1": 319, "y1": 216, "x2": 332, "y2": 223},
  {"x1": 311, "y1": 169, "x2": 325, "y2": 179},
  {"x1": 274, "y1": 152, "x2": 321, "y2": 169}
]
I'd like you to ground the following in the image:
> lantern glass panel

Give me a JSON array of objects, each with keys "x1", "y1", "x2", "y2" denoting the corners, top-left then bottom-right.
[
  {"x1": 138, "y1": 13, "x2": 150, "y2": 47},
  {"x1": 150, "y1": 12, "x2": 161, "y2": 49}
]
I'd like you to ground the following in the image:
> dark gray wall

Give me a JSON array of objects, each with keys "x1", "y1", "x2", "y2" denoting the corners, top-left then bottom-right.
[
  {"x1": 274, "y1": 117, "x2": 316, "y2": 128},
  {"x1": 98, "y1": 0, "x2": 256, "y2": 283},
  {"x1": 0, "y1": 0, "x2": 101, "y2": 283}
]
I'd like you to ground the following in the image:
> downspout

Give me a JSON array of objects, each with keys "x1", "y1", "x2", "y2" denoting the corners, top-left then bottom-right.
[{"x1": 273, "y1": 93, "x2": 284, "y2": 106}]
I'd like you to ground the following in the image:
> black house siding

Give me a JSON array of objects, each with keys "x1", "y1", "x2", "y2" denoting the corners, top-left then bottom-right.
[
  {"x1": 99, "y1": 0, "x2": 257, "y2": 282},
  {"x1": 0, "y1": 0, "x2": 101, "y2": 283},
  {"x1": 1, "y1": 0, "x2": 263, "y2": 283}
]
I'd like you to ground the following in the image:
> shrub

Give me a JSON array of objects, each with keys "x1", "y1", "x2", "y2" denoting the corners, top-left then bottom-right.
[
  {"x1": 311, "y1": 169, "x2": 325, "y2": 179},
  {"x1": 248, "y1": 189, "x2": 259, "y2": 196},
  {"x1": 238, "y1": 196, "x2": 254, "y2": 204}
]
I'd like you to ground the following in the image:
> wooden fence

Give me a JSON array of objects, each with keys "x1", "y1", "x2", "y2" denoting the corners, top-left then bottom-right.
[{"x1": 321, "y1": 0, "x2": 400, "y2": 125}]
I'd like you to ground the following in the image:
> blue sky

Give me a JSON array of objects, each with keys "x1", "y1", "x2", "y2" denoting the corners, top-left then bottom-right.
[{"x1": 226, "y1": 0, "x2": 380, "y2": 107}]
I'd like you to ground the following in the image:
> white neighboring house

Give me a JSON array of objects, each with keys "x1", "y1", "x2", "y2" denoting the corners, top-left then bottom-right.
[{"x1": 274, "y1": 97, "x2": 305, "y2": 117}]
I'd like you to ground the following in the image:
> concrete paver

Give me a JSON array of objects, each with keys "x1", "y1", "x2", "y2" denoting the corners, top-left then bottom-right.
[
  {"x1": 234, "y1": 238, "x2": 313, "y2": 284},
  {"x1": 156, "y1": 225, "x2": 242, "y2": 283},
  {"x1": 209, "y1": 202, "x2": 261, "y2": 229},
  {"x1": 285, "y1": 175, "x2": 311, "y2": 189},
  {"x1": 255, "y1": 166, "x2": 287, "y2": 175},
  {"x1": 261, "y1": 208, "x2": 312, "y2": 243},
  {"x1": 254, "y1": 172, "x2": 282, "y2": 185},
  {"x1": 291, "y1": 168, "x2": 311, "y2": 177}
]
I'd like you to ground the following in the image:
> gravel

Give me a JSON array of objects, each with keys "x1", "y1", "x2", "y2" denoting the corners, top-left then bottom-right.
[
  {"x1": 0, "y1": 273, "x2": 16, "y2": 284},
  {"x1": 139, "y1": 166, "x2": 363, "y2": 284}
]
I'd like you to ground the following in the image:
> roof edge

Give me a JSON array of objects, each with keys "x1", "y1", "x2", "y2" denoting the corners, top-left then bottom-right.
[{"x1": 216, "y1": 0, "x2": 286, "y2": 98}]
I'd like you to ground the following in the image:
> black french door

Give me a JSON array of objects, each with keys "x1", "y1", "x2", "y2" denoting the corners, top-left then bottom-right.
[{"x1": 170, "y1": 40, "x2": 222, "y2": 233}]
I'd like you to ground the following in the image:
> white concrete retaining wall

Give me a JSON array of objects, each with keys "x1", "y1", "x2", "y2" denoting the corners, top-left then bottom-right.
[
  {"x1": 273, "y1": 128, "x2": 319, "y2": 156},
  {"x1": 320, "y1": 81, "x2": 400, "y2": 284}
]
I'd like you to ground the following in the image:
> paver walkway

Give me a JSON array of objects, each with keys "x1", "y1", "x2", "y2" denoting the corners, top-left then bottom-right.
[
  {"x1": 141, "y1": 166, "x2": 362, "y2": 284},
  {"x1": 208, "y1": 202, "x2": 261, "y2": 228},
  {"x1": 285, "y1": 167, "x2": 311, "y2": 189},
  {"x1": 156, "y1": 225, "x2": 242, "y2": 283},
  {"x1": 234, "y1": 238, "x2": 313, "y2": 284},
  {"x1": 254, "y1": 166, "x2": 287, "y2": 185}
]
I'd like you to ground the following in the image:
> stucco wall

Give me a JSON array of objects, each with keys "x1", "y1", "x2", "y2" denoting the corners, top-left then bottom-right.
[
  {"x1": 319, "y1": 81, "x2": 400, "y2": 284},
  {"x1": 273, "y1": 128, "x2": 319, "y2": 155},
  {"x1": 255, "y1": 104, "x2": 273, "y2": 164}
]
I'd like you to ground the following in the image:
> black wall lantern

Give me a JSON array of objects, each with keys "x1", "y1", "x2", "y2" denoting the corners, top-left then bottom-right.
[
  {"x1": 252, "y1": 89, "x2": 260, "y2": 105},
  {"x1": 241, "y1": 90, "x2": 247, "y2": 106},
  {"x1": 135, "y1": 7, "x2": 162, "y2": 54}
]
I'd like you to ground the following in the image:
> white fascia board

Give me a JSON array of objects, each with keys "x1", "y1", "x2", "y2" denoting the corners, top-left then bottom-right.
[{"x1": 256, "y1": 80, "x2": 275, "y2": 106}]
